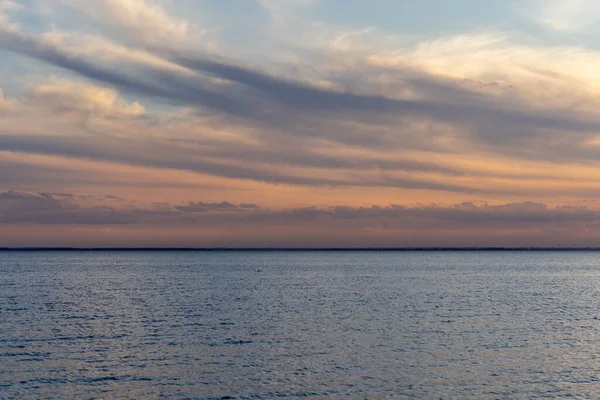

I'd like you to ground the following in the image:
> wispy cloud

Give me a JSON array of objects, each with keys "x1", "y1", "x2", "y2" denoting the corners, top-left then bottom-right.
[
  {"x1": 2, "y1": 1, "x2": 600, "y2": 245},
  {"x1": 527, "y1": 0, "x2": 600, "y2": 32},
  {"x1": 63, "y1": 0, "x2": 190, "y2": 45}
]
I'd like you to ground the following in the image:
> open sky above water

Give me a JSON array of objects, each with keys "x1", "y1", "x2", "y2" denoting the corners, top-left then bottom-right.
[{"x1": 3, "y1": 1, "x2": 600, "y2": 246}]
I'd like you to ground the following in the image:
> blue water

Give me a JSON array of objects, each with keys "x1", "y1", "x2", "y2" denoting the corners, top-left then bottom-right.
[{"x1": 1, "y1": 251, "x2": 600, "y2": 399}]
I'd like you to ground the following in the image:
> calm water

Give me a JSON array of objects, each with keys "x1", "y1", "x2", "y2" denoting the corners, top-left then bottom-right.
[{"x1": 1, "y1": 251, "x2": 600, "y2": 399}]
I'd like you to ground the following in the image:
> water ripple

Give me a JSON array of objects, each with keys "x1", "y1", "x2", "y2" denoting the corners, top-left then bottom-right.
[{"x1": 2, "y1": 251, "x2": 600, "y2": 398}]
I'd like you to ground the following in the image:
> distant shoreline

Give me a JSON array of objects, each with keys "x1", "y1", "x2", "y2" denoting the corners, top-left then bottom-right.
[{"x1": 2, "y1": 247, "x2": 600, "y2": 252}]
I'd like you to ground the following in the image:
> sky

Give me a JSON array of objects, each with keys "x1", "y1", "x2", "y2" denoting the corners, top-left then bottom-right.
[{"x1": 2, "y1": 0, "x2": 600, "y2": 247}]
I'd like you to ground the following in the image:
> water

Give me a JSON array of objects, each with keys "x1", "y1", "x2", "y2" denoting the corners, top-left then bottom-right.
[{"x1": 1, "y1": 251, "x2": 600, "y2": 399}]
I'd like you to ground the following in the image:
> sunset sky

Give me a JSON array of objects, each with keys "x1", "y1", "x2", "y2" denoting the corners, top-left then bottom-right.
[{"x1": 2, "y1": 0, "x2": 600, "y2": 247}]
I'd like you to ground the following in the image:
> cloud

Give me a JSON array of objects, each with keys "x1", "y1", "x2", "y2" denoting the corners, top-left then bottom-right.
[
  {"x1": 1, "y1": 191, "x2": 598, "y2": 233},
  {"x1": 63, "y1": 0, "x2": 190, "y2": 45},
  {"x1": 0, "y1": 133, "x2": 499, "y2": 193},
  {"x1": 220, "y1": 201, "x2": 599, "y2": 228},
  {"x1": 0, "y1": 0, "x2": 19, "y2": 29},
  {"x1": 528, "y1": 0, "x2": 600, "y2": 32},
  {"x1": 4, "y1": 23, "x2": 600, "y2": 165},
  {"x1": 3, "y1": 20, "x2": 598, "y2": 131},
  {"x1": 26, "y1": 79, "x2": 145, "y2": 117},
  {"x1": 1, "y1": 72, "x2": 600, "y2": 197},
  {"x1": 3, "y1": 0, "x2": 600, "y2": 222},
  {"x1": 0, "y1": 88, "x2": 13, "y2": 111},
  {"x1": 2, "y1": 189, "x2": 600, "y2": 247},
  {"x1": 0, "y1": 191, "x2": 132, "y2": 225},
  {"x1": 165, "y1": 49, "x2": 600, "y2": 136},
  {"x1": 175, "y1": 201, "x2": 246, "y2": 213}
]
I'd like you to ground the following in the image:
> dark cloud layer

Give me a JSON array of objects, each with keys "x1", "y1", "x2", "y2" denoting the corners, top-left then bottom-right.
[
  {"x1": 175, "y1": 201, "x2": 259, "y2": 212},
  {"x1": 1, "y1": 191, "x2": 597, "y2": 229},
  {"x1": 0, "y1": 191, "x2": 132, "y2": 225}
]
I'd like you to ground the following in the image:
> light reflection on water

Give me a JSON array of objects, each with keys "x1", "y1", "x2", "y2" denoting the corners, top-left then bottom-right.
[{"x1": 1, "y1": 251, "x2": 600, "y2": 398}]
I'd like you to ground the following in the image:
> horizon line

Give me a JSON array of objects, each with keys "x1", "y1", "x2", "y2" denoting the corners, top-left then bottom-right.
[{"x1": 3, "y1": 247, "x2": 600, "y2": 251}]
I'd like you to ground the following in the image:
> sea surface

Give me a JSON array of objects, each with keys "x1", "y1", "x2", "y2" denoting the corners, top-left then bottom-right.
[{"x1": 1, "y1": 251, "x2": 600, "y2": 399}]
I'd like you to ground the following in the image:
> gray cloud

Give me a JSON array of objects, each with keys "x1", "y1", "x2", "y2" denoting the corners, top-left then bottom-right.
[
  {"x1": 1, "y1": 191, "x2": 598, "y2": 230},
  {"x1": 0, "y1": 29, "x2": 256, "y2": 118},
  {"x1": 3, "y1": 26, "x2": 600, "y2": 155},
  {"x1": 176, "y1": 201, "x2": 242, "y2": 212},
  {"x1": 0, "y1": 157, "x2": 230, "y2": 191},
  {"x1": 0, "y1": 191, "x2": 132, "y2": 225},
  {"x1": 0, "y1": 134, "x2": 500, "y2": 194},
  {"x1": 169, "y1": 53, "x2": 600, "y2": 134},
  {"x1": 217, "y1": 201, "x2": 598, "y2": 228},
  {"x1": 2, "y1": 9, "x2": 600, "y2": 201},
  {"x1": 2, "y1": 131, "x2": 600, "y2": 196}
]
